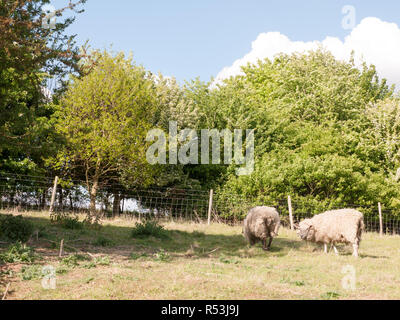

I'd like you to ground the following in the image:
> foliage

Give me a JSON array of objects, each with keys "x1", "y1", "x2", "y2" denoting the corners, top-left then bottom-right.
[
  {"x1": 92, "y1": 256, "x2": 110, "y2": 266},
  {"x1": 53, "y1": 51, "x2": 159, "y2": 220},
  {"x1": 0, "y1": 242, "x2": 36, "y2": 264},
  {"x1": 0, "y1": 215, "x2": 34, "y2": 242},
  {"x1": 3, "y1": 13, "x2": 400, "y2": 221},
  {"x1": 0, "y1": 0, "x2": 86, "y2": 180},
  {"x1": 322, "y1": 292, "x2": 340, "y2": 299},
  {"x1": 129, "y1": 252, "x2": 148, "y2": 260},
  {"x1": 153, "y1": 249, "x2": 171, "y2": 262},
  {"x1": 130, "y1": 220, "x2": 169, "y2": 239},
  {"x1": 363, "y1": 97, "x2": 400, "y2": 178},
  {"x1": 207, "y1": 50, "x2": 400, "y2": 217},
  {"x1": 60, "y1": 254, "x2": 90, "y2": 268},
  {"x1": 92, "y1": 236, "x2": 114, "y2": 247},
  {"x1": 50, "y1": 213, "x2": 84, "y2": 229},
  {"x1": 20, "y1": 264, "x2": 43, "y2": 280}
]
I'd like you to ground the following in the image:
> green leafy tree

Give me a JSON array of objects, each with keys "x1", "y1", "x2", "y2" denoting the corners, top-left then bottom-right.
[
  {"x1": 363, "y1": 97, "x2": 400, "y2": 180},
  {"x1": 0, "y1": 0, "x2": 86, "y2": 176},
  {"x1": 54, "y1": 51, "x2": 158, "y2": 221},
  {"x1": 206, "y1": 49, "x2": 399, "y2": 216}
]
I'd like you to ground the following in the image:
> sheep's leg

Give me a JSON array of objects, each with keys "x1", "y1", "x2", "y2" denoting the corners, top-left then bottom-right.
[
  {"x1": 324, "y1": 243, "x2": 328, "y2": 254},
  {"x1": 262, "y1": 238, "x2": 271, "y2": 251},
  {"x1": 352, "y1": 244, "x2": 359, "y2": 258},
  {"x1": 329, "y1": 242, "x2": 338, "y2": 255},
  {"x1": 267, "y1": 237, "x2": 272, "y2": 250}
]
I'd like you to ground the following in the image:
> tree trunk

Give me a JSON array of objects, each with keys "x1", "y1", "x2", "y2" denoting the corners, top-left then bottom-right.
[
  {"x1": 10, "y1": 191, "x2": 15, "y2": 208},
  {"x1": 112, "y1": 192, "x2": 121, "y2": 217},
  {"x1": 69, "y1": 193, "x2": 74, "y2": 211},
  {"x1": 103, "y1": 193, "x2": 110, "y2": 216},
  {"x1": 40, "y1": 189, "x2": 47, "y2": 210},
  {"x1": 89, "y1": 177, "x2": 99, "y2": 220},
  {"x1": 58, "y1": 186, "x2": 63, "y2": 210}
]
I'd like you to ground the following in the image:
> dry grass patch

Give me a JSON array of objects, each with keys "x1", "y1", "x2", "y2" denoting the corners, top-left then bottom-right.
[{"x1": 1, "y1": 211, "x2": 400, "y2": 299}]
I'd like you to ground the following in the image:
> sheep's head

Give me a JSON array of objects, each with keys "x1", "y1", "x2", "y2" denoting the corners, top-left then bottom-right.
[
  {"x1": 270, "y1": 220, "x2": 280, "y2": 237},
  {"x1": 297, "y1": 219, "x2": 315, "y2": 240}
]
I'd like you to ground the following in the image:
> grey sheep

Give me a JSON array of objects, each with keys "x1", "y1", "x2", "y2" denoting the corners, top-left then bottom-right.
[
  {"x1": 296, "y1": 208, "x2": 364, "y2": 257},
  {"x1": 243, "y1": 206, "x2": 280, "y2": 251}
]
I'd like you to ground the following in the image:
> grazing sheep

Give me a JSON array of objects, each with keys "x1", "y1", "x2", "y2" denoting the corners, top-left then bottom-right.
[
  {"x1": 296, "y1": 208, "x2": 364, "y2": 257},
  {"x1": 243, "y1": 206, "x2": 280, "y2": 251}
]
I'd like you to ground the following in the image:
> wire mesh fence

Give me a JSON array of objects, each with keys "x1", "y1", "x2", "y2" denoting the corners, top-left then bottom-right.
[
  {"x1": 1, "y1": 173, "x2": 400, "y2": 234},
  {"x1": 0, "y1": 173, "x2": 211, "y2": 220}
]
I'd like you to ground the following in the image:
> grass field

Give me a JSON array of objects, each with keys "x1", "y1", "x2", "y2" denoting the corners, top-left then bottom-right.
[{"x1": 1, "y1": 211, "x2": 400, "y2": 300}]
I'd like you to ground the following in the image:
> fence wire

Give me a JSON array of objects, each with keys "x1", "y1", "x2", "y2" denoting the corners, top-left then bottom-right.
[{"x1": 0, "y1": 173, "x2": 399, "y2": 234}]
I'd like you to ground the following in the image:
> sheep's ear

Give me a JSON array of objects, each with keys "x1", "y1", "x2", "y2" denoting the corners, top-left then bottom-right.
[{"x1": 307, "y1": 224, "x2": 315, "y2": 234}]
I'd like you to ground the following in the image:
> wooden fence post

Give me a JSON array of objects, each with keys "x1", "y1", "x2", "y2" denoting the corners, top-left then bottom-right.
[
  {"x1": 2, "y1": 283, "x2": 10, "y2": 300},
  {"x1": 288, "y1": 195, "x2": 294, "y2": 231},
  {"x1": 49, "y1": 176, "x2": 59, "y2": 213},
  {"x1": 378, "y1": 202, "x2": 383, "y2": 237},
  {"x1": 208, "y1": 189, "x2": 214, "y2": 225},
  {"x1": 59, "y1": 239, "x2": 64, "y2": 257}
]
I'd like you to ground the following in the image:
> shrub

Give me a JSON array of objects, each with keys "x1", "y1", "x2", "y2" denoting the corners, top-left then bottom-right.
[
  {"x1": 0, "y1": 242, "x2": 36, "y2": 264},
  {"x1": 129, "y1": 252, "x2": 148, "y2": 260},
  {"x1": 153, "y1": 249, "x2": 171, "y2": 262},
  {"x1": 219, "y1": 255, "x2": 240, "y2": 264},
  {"x1": 322, "y1": 291, "x2": 340, "y2": 299},
  {"x1": 130, "y1": 220, "x2": 169, "y2": 239},
  {"x1": 191, "y1": 231, "x2": 205, "y2": 238},
  {"x1": 0, "y1": 215, "x2": 34, "y2": 242},
  {"x1": 60, "y1": 254, "x2": 89, "y2": 267},
  {"x1": 92, "y1": 236, "x2": 114, "y2": 247},
  {"x1": 56, "y1": 265, "x2": 70, "y2": 274},
  {"x1": 81, "y1": 255, "x2": 111, "y2": 268},
  {"x1": 20, "y1": 265, "x2": 43, "y2": 280},
  {"x1": 82, "y1": 261, "x2": 96, "y2": 269},
  {"x1": 60, "y1": 216, "x2": 84, "y2": 230},
  {"x1": 60, "y1": 255, "x2": 79, "y2": 267},
  {"x1": 93, "y1": 256, "x2": 110, "y2": 266},
  {"x1": 51, "y1": 212, "x2": 84, "y2": 230}
]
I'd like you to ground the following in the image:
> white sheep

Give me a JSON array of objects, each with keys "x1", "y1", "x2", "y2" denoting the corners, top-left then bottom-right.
[
  {"x1": 296, "y1": 208, "x2": 364, "y2": 257},
  {"x1": 243, "y1": 206, "x2": 280, "y2": 251}
]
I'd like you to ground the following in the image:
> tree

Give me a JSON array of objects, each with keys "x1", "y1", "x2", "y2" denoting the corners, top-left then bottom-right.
[
  {"x1": 0, "y1": 0, "x2": 87, "y2": 193},
  {"x1": 0, "y1": 0, "x2": 86, "y2": 152},
  {"x1": 205, "y1": 49, "x2": 400, "y2": 216},
  {"x1": 363, "y1": 97, "x2": 400, "y2": 180},
  {"x1": 54, "y1": 51, "x2": 158, "y2": 221}
]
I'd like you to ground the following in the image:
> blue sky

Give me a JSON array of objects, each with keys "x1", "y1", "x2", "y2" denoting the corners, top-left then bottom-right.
[{"x1": 53, "y1": 1, "x2": 400, "y2": 84}]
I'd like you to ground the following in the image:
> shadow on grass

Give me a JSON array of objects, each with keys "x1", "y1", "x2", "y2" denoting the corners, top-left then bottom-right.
[
  {"x1": 0, "y1": 214, "x2": 330, "y2": 266},
  {"x1": 275, "y1": 237, "x2": 305, "y2": 250},
  {"x1": 340, "y1": 252, "x2": 389, "y2": 259},
  {"x1": 0, "y1": 215, "x2": 279, "y2": 262}
]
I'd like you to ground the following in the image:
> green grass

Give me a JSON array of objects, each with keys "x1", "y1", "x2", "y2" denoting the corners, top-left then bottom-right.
[{"x1": 1, "y1": 210, "x2": 400, "y2": 300}]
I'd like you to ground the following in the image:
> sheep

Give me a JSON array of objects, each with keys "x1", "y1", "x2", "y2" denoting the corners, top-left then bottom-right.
[
  {"x1": 296, "y1": 208, "x2": 364, "y2": 257},
  {"x1": 243, "y1": 206, "x2": 280, "y2": 251}
]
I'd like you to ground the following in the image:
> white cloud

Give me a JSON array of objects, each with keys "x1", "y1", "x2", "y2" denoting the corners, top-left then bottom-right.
[{"x1": 214, "y1": 17, "x2": 400, "y2": 90}]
